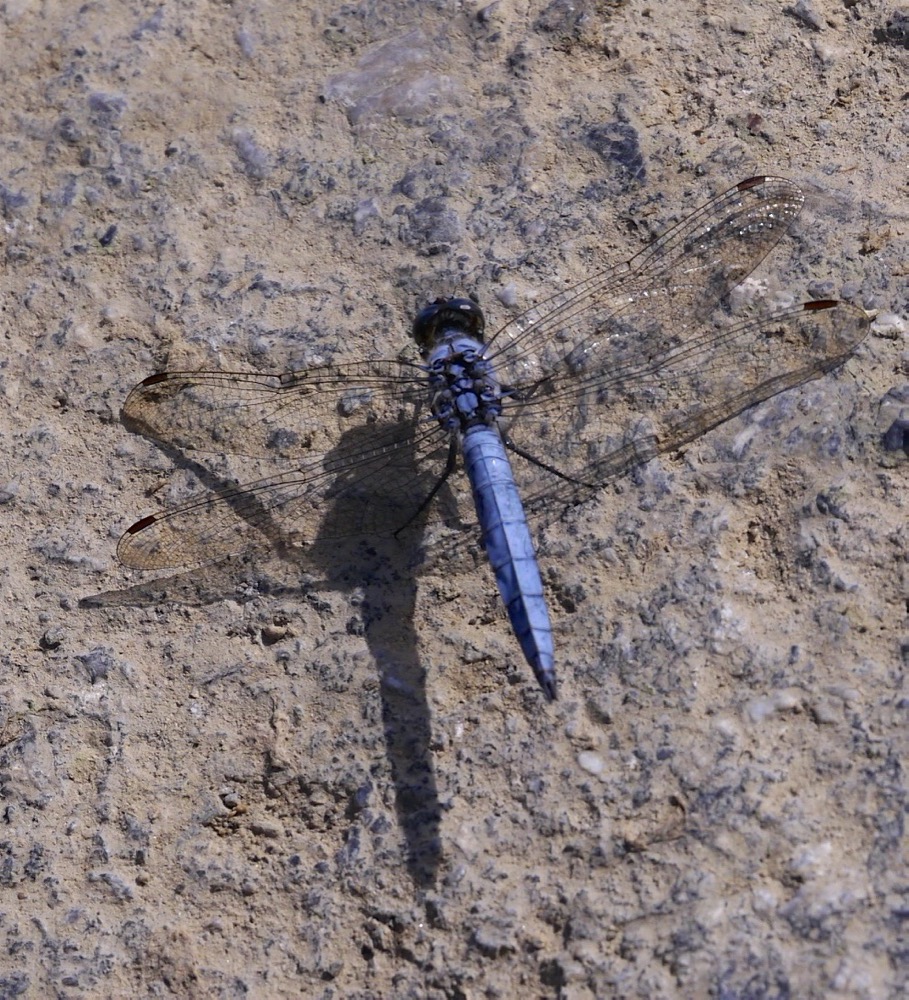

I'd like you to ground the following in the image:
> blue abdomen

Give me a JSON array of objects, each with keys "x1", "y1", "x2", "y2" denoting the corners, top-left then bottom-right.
[{"x1": 461, "y1": 426, "x2": 556, "y2": 700}]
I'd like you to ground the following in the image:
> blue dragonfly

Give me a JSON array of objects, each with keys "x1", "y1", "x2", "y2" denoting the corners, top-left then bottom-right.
[{"x1": 117, "y1": 176, "x2": 869, "y2": 700}]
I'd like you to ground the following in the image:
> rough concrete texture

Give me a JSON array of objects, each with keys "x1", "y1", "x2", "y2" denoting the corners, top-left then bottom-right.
[{"x1": 1, "y1": 1, "x2": 907, "y2": 997}]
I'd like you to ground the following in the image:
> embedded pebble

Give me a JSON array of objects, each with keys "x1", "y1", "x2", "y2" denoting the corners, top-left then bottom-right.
[{"x1": 576, "y1": 750, "x2": 606, "y2": 776}]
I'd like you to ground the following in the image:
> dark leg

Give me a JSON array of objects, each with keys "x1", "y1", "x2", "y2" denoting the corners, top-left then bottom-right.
[
  {"x1": 393, "y1": 437, "x2": 459, "y2": 538},
  {"x1": 502, "y1": 435, "x2": 595, "y2": 488}
]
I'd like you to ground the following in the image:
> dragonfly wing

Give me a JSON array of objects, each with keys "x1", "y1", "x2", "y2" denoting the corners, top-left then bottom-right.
[
  {"x1": 118, "y1": 362, "x2": 456, "y2": 570},
  {"x1": 499, "y1": 299, "x2": 870, "y2": 513},
  {"x1": 123, "y1": 361, "x2": 427, "y2": 460},
  {"x1": 485, "y1": 176, "x2": 807, "y2": 388}
]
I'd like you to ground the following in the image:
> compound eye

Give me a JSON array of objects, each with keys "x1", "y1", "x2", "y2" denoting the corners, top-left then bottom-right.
[{"x1": 412, "y1": 296, "x2": 485, "y2": 350}]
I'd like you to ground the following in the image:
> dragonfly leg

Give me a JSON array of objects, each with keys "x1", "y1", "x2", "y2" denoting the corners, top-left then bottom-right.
[
  {"x1": 503, "y1": 435, "x2": 596, "y2": 489},
  {"x1": 392, "y1": 437, "x2": 459, "y2": 539}
]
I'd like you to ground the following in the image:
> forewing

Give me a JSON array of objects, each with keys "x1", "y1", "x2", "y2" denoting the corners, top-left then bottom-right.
[
  {"x1": 117, "y1": 362, "x2": 455, "y2": 569},
  {"x1": 123, "y1": 361, "x2": 426, "y2": 460},
  {"x1": 485, "y1": 176, "x2": 806, "y2": 388},
  {"x1": 500, "y1": 300, "x2": 870, "y2": 512}
]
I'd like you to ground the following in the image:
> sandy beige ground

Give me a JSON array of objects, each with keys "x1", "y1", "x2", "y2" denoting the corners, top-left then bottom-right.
[{"x1": 1, "y1": 1, "x2": 907, "y2": 997}]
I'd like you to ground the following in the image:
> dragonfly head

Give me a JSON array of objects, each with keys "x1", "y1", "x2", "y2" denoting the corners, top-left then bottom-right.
[{"x1": 412, "y1": 297, "x2": 485, "y2": 354}]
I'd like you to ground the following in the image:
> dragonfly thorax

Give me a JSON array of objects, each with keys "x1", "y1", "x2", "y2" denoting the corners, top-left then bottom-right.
[{"x1": 426, "y1": 336, "x2": 503, "y2": 432}]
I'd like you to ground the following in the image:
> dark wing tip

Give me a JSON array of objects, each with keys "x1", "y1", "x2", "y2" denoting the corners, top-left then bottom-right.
[
  {"x1": 737, "y1": 175, "x2": 769, "y2": 191},
  {"x1": 124, "y1": 514, "x2": 158, "y2": 535}
]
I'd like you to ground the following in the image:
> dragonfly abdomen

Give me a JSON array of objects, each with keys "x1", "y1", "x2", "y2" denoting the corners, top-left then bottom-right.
[{"x1": 462, "y1": 425, "x2": 557, "y2": 700}]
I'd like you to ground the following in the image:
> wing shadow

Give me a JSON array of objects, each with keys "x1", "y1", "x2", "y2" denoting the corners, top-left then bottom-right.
[{"x1": 81, "y1": 417, "x2": 462, "y2": 888}]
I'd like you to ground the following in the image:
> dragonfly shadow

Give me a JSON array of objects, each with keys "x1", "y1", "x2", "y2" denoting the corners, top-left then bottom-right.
[
  {"x1": 303, "y1": 427, "x2": 447, "y2": 887},
  {"x1": 82, "y1": 418, "x2": 454, "y2": 889}
]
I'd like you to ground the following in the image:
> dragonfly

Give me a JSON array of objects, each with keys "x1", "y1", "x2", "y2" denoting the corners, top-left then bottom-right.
[{"x1": 116, "y1": 176, "x2": 869, "y2": 701}]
